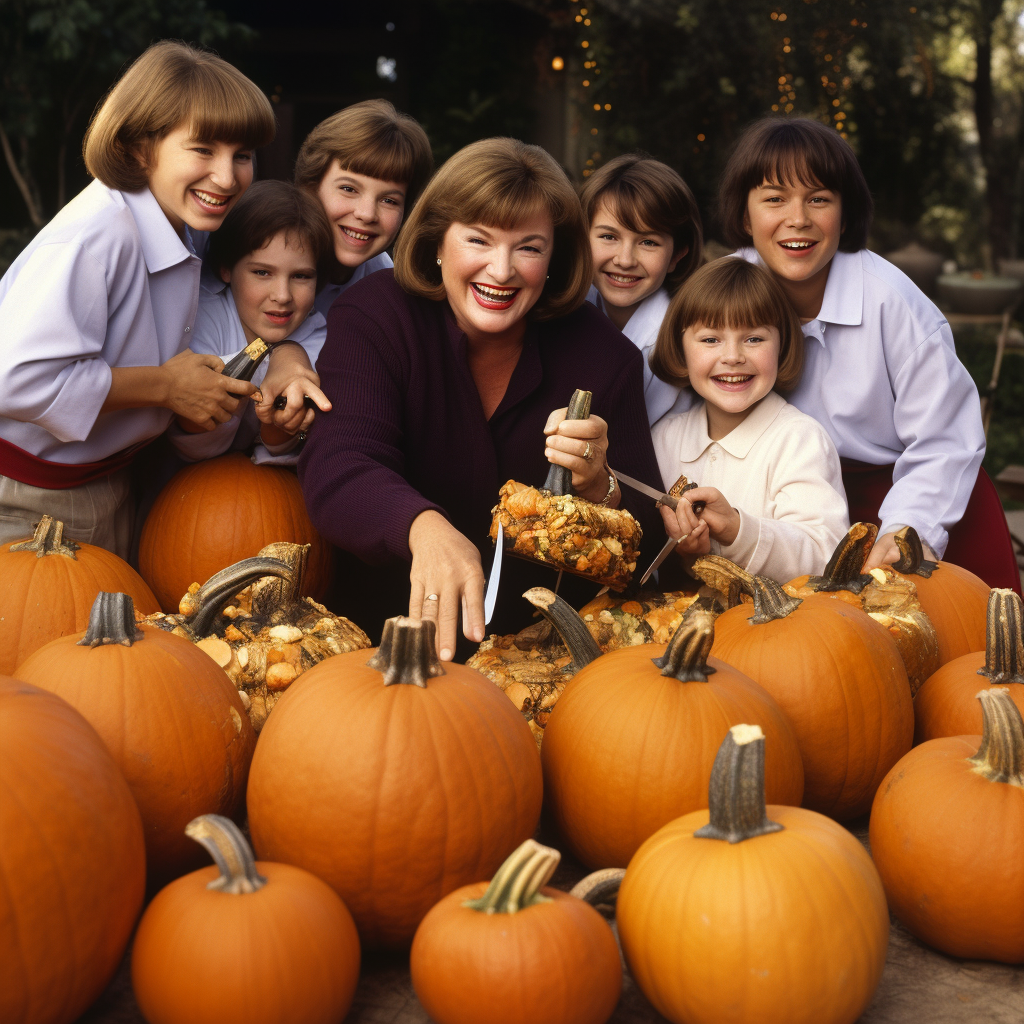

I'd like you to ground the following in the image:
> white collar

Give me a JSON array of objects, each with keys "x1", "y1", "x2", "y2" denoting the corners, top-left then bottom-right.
[
  {"x1": 675, "y1": 391, "x2": 788, "y2": 461},
  {"x1": 120, "y1": 187, "x2": 196, "y2": 274},
  {"x1": 589, "y1": 286, "x2": 670, "y2": 349}
]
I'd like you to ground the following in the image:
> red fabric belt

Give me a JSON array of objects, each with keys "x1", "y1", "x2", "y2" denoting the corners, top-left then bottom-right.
[
  {"x1": 0, "y1": 436, "x2": 152, "y2": 489},
  {"x1": 839, "y1": 458, "x2": 1021, "y2": 596}
]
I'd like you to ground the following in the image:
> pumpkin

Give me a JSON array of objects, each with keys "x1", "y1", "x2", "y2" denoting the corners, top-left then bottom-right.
[
  {"x1": 870, "y1": 688, "x2": 1024, "y2": 962},
  {"x1": 132, "y1": 814, "x2": 360, "y2": 1024},
  {"x1": 139, "y1": 452, "x2": 332, "y2": 612},
  {"x1": 542, "y1": 599, "x2": 804, "y2": 868},
  {"x1": 0, "y1": 515, "x2": 158, "y2": 675},
  {"x1": 144, "y1": 544, "x2": 371, "y2": 732},
  {"x1": 577, "y1": 588, "x2": 702, "y2": 646},
  {"x1": 892, "y1": 526, "x2": 989, "y2": 665},
  {"x1": 17, "y1": 592, "x2": 256, "y2": 884},
  {"x1": 614, "y1": 724, "x2": 889, "y2": 1024},
  {"x1": 696, "y1": 557, "x2": 913, "y2": 820},
  {"x1": 0, "y1": 677, "x2": 145, "y2": 1024},
  {"x1": 786, "y1": 522, "x2": 940, "y2": 695},
  {"x1": 914, "y1": 588, "x2": 1024, "y2": 743},
  {"x1": 247, "y1": 616, "x2": 544, "y2": 948},
  {"x1": 410, "y1": 839, "x2": 621, "y2": 1024}
]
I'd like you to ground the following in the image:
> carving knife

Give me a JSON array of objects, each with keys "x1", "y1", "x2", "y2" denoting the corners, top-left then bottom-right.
[{"x1": 484, "y1": 522, "x2": 504, "y2": 625}]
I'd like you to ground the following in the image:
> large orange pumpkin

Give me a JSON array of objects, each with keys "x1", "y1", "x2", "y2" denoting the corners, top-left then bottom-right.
[
  {"x1": 18, "y1": 592, "x2": 256, "y2": 884},
  {"x1": 139, "y1": 452, "x2": 331, "y2": 612},
  {"x1": 698, "y1": 560, "x2": 913, "y2": 820},
  {"x1": 132, "y1": 814, "x2": 360, "y2": 1024},
  {"x1": 914, "y1": 588, "x2": 1024, "y2": 743},
  {"x1": 616, "y1": 724, "x2": 889, "y2": 1024},
  {"x1": 410, "y1": 839, "x2": 621, "y2": 1024},
  {"x1": 0, "y1": 677, "x2": 146, "y2": 1024},
  {"x1": 870, "y1": 688, "x2": 1024, "y2": 962},
  {"x1": 247, "y1": 616, "x2": 544, "y2": 948},
  {"x1": 542, "y1": 601, "x2": 804, "y2": 868},
  {"x1": 0, "y1": 515, "x2": 158, "y2": 675}
]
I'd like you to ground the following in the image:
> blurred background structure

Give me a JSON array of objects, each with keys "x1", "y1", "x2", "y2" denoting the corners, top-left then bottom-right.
[{"x1": 2, "y1": 0, "x2": 1023, "y2": 489}]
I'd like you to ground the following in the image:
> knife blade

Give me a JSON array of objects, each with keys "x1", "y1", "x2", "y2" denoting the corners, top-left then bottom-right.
[
  {"x1": 639, "y1": 535, "x2": 680, "y2": 588},
  {"x1": 484, "y1": 522, "x2": 504, "y2": 625},
  {"x1": 611, "y1": 469, "x2": 706, "y2": 515}
]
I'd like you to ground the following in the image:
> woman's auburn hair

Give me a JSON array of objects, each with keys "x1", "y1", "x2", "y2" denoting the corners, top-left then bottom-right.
[
  {"x1": 294, "y1": 99, "x2": 433, "y2": 211},
  {"x1": 651, "y1": 257, "x2": 804, "y2": 393},
  {"x1": 394, "y1": 137, "x2": 592, "y2": 321},
  {"x1": 207, "y1": 180, "x2": 334, "y2": 287},
  {"x1": 579, "y1": 152, "x2": 703, "y2": 294},
  {"x1": 718, "y1": 116, "x2": 873, "y2": 253},
  {"x1": 83, "y1": 40, "x2": 275, "y2": 193}
]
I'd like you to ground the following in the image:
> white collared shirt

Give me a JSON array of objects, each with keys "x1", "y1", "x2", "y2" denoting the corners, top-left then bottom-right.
[
  {"x1": 314, "y1": 252, "x2": 393, "y2": 317},
  {"x1": 587, "y1": 285, "x2": 682, "y2": 425},
  {"x1": 0, "y1": 180, "x2": 202, "y2": 462},
  {"x1": 168, "y1": 280, "x2": 326, "y2": 466},
  {"x1": 729, "y1": 247, "x2": 984, "y2": 556},
  {"x1": 652, "y1": 392, "x2": 849, "y2": 582}
]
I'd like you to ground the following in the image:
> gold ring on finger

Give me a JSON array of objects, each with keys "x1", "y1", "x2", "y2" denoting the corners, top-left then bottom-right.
[{"x1": 583, "y1": 442, "x2": 594, "y2": 462}]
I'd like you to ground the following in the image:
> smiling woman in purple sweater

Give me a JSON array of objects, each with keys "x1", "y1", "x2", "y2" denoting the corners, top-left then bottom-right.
[{"x1": 298, "y1": 138, "x2": 663, "y2": 658}]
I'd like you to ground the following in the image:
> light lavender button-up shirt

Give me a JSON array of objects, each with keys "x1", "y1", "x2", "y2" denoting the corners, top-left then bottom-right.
[{"x1": 0, "y1": 180, "x2": 201, "y2": 462}]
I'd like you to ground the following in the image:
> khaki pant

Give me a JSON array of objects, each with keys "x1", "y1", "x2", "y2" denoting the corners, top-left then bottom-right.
[{"x1": 0, "y1": 469, "x2": 134, "y2": 560}]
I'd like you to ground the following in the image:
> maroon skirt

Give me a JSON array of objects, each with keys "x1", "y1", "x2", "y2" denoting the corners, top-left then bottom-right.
[{"x1": 841, "y1": 459, "x2": 1021, "y2": 596}]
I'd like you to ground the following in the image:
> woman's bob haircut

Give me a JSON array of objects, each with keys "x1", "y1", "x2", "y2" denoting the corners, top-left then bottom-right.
[
  {"x1": 718, "y1": 117, "x2": 873, "y2": 253},
  {"x1": 294, "y1": 99, "x2": 433, "y2": 212},
  {"x1": 651, "y1": 257, "x2": 804, "y2": 393},
  {"x1": 579, "y1": 152, "x2": 703, "y2": 294},
  {"x1": 394, "y1": 137, "x2": 592, "y2": 321},
  {"x1": 84, "y1": 40, "x2": 275, "y2": 193}
]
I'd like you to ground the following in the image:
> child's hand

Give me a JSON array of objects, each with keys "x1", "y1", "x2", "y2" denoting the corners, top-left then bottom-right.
[
  {"x1": 682, "y1": 487, "x2": 741, "y2": 545},
  {"x1": 659, "y1": 501, "x2": 711, "y2": 556},
  {"x1": 864, "y1": 532, "x2": 937, "y2": 570},
  {"x1": 162, "y1": 350, "x2": 255, "y2": 429},
  {"x1": 255, "y1": 343, "x2": 331, "y2": 440}
]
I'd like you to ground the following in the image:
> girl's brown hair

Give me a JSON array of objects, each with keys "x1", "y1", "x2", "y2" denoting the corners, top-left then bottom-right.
[
  {"x1": 294, "y1": 100, "x2": 433, "y2": 211},
  {"x1": 718, "y1": 117, "x2": 873, "y2": 252},
  {"x1": 83, "y1": 40, "x2": 275, "y2": 193},
  {"x1": 207, "y1": 180, "x2": 334, "y2": 286},
  {"x1": 393, "y1": 137, "x2": 592, "y2": 321},
  {"x1": 579, "y1": 153, "x2": 703, "y2": 293},
  {"x1": 651, "y1": 257, "x2": 804, "y2": 392}
]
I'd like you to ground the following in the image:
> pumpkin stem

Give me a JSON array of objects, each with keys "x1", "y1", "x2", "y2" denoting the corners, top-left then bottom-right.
[
  {"x1": 748, "y1": 576, "x2": 802, "y2": 624},
  {"x1": 690, "y1": 555, "x2": 754, "y2": 608},
  {"x1": 978, "y1": 589, "x2": 1024, "y2": 685},
  {"x1": 9, "y1": 515, "x2": 79, "y2": 559},
  {"x1": 185, "y1": 814, "x2": 268, "y2": 893},
  {"x1": 969, "y1": 689, "x2": 1024, "y2": 787},
  {"x1": 221, "y1": 337, "x2": 270, "y2": 382},
  {"x1": 652, "y1": 604, "x2": 718, "y2": 682},
  {"x1": 569, "y1": 867, "x2": 625, "y2": 911},
  {"x1": 181, "y1": 557, "x2": 294, "y2": 637},
  {"x1": 523, "y1": 587, "x2": 601, "y2": 672},
  {"x1": 892, "y1": 526, "x2": 938, "y2": 578},
  {"x1": 542, "y1": 389, "x2": 592, "y2": 496},
  {"x1": 463, "y1": 839, "x2": 559, "y2": 914},
  {"x1": 78, "y1": 592, "x2": 143, "y2": 647},
  {"x1": 806, "y1": 522, "x2": 878, "y2": 594},
  {"x1": 694, "y1": 724, "x2": 785, "y2": 843},
  {"x1": 368, "y1": 616, "x2": 446, "y2": 687}
]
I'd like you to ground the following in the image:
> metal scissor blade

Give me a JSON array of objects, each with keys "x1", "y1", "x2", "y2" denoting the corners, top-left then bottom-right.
[
  {"x1": 639, "y1": 534, "x2": 679, "y2": 588},
  {"x1": 484, "y1": 522, "x2": 504, "y2": 625}
]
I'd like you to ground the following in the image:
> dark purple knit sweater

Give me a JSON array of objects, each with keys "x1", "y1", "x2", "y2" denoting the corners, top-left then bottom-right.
[{"x1": 298, "y1": 270, "x2": 664, "y2": 643}]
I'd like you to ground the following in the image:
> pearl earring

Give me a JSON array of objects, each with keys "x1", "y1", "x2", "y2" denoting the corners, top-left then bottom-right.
[{"x1": 436, "y1": 258, "x2": 442, "y2": 266}]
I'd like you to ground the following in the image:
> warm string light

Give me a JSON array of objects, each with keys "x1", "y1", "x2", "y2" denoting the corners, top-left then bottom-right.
[{"x1": 571, "y1": 0, "x2": 610, "y2": 167}]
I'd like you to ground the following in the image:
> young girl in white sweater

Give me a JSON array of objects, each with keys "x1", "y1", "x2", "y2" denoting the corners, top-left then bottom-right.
[{"x1": 650, "y1": 257, "x2": 848, "y2": 582}]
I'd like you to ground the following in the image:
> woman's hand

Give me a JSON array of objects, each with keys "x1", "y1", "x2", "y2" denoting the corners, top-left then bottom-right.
[
  {"x1": 160, "y1": 350, "x2": 256, "y2": 429},
  {"x1": 543, "y1": 407, "x2": 613, "y2": 503},
  {"x1": 408, "y1": 510, "x2": 486, "y2": 661}
]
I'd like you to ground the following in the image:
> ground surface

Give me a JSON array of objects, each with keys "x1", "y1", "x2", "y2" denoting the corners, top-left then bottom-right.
[{"x1": 77, "y1": 817, "x2": 1023, "y2": 1024}]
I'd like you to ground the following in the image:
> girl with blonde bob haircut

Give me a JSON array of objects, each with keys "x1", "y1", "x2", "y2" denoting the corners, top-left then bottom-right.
[
  {"x1": 650, "y1": 257, "x2": 848, "y2": 584},
  {"x1": 300, "y1": 137, "x2": 663, "y2": 661},
  {"x1": 0, "y1": 41, "x2": 273, "y2": 557}
]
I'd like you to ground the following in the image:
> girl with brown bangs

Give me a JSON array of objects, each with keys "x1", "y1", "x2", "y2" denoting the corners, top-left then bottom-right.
[
  {"x1": 650, "y1": 258, "x2": 848, "y2": 582},
  {"x1": 0, "y1": 41, "x2": 274, "y2": 557}
]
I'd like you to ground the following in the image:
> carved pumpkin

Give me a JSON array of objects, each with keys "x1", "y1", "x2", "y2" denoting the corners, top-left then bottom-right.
[
  {"x1": 542, "y1": 600, "x2": 804, "y2": 868},
  {"x1": 410, "y1": 839, "x2": 621, "y2": 1024},
  {"x1": 132, "y1": 815, "x2": 360, "y2": 1024},
  {"x1": 139, "y1": 452, "x2": 332, "y2": 612},
  {"x1": 870, "y1": 689, "x2": 1024, "y2": 962},
  {"x1": 615, "y1": 725, "x2": 889, "y2": 1024},
  {"x1": 697, "y1": 557, "x2": 913, "y2": 820},
  {"x1": 0, "y1": 677, "x2": 145, "y2": 1024},
  {"x1": 247, "y1": 617, "x2": 543, "y2": 948},
  {"x1": 786, "y1": 522, "x2": 940, "y2": 695},
  {"x1": 0, "y1": 515, "x2": 158, "y2": 675},
  {"x1": 914, "y1": 588, "x2": 1024, "y2": 743},
  {"x1": 18, "y1": 593, "x2": 256, "y2": 884}
]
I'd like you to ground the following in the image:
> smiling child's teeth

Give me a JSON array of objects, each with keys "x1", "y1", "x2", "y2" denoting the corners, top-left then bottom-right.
[
  {"x1": 716, "y1": 375, "x2": 751, "y2": 382},
  {"x1": 608, "y1": 273, "x2": 639, "y2": 283},
  {"x1": 343, "y1": 228, "x2": 371, "y2": 240},
  {"x1": 781, "y1": 242, "x2": 814, "y2": 249},
  {"x1": 193, "y1": 190, "x2": 227, "y2": 206}
]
